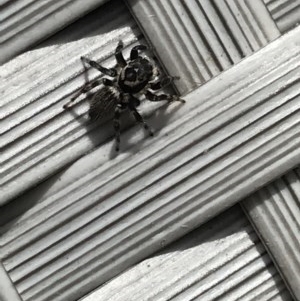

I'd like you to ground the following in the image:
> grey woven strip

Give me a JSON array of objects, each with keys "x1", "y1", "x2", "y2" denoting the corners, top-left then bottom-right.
[
  {"x1": 264, "y1": 0, "x2": 300, "y2": 32},
  {"x1": 0, "y1": 261, "x2": 22, "y2": 301},
  {"x1": 125, "y1": 0, "x2": 280, "y2": 94},
  {"x1": 82, "y1": 207, "x2": 292, "y2": 301},
  {"x1": 242, "y1": 168, "x2": 300, "y2": 300},
  {"x1": 0, "y1": 0, "x2": 109, "y2": 64}
]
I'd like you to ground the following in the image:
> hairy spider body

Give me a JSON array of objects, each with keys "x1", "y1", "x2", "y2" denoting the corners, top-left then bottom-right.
[
  {"x1": 64, "y1": 41, "x2": 184, "y2": 151},
  {"x1": 88, "y1": 86, "x2": 119, "y2": 120}
]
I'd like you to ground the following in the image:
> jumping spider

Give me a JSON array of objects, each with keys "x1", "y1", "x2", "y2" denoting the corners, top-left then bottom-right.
[{"x1": 63, "y1": 41, "x2": 185, "y2": 151}]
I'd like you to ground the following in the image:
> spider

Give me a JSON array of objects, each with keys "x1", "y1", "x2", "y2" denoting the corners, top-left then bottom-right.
[{"x1": 63, "y1": 41, "x2": 185, "y2": 151}]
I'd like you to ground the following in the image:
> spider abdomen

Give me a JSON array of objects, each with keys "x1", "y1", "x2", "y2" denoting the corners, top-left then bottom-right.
[{"x1": 88, "y1": 86, "x2": 119, "y2": 121}]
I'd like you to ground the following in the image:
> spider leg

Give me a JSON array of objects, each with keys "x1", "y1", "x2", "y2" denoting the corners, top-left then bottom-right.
[
  {"x1": 114, "y1": 104, "x2": 122, "y2": 152},
  {"x1": 130, "y1": 45, "x2": 148, "y2": 60},
  {"x1": 150, "y1": 76, "x2": 180, "y2": 91},
  {"x1": 145, "y1": 90, "x2": 185, "y2": 103},
  {"x1": 81, "y1": 56, "x2": 117, "y2": 77},
  {"x1": 63, "y1": 78, "x2": 114, "y2": 109},
  {"x1": 115, "y1": 41, "x2": 127, "y2": 67},
  {"x1": 128, "y1": 101, "x2": 153, "y2": 136},
  {"x1": 102, "y1": 78, "x2": 114, "y2": 86}
]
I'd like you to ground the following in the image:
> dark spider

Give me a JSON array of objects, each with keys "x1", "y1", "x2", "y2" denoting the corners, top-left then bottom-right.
[{"x1": 63, "y1": 41, "x2": 185, "y2": 151}]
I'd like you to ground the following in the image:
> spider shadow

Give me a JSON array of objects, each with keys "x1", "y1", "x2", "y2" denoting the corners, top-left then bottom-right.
[
  {"x1": 64, "y1": 96, "x2": 184, "y2": 161},
  {"x1": 108, "y1": 100, "x2": 185, "y2": 159},
  {"x1": 63, "y1": 54, "x2": 185, "y2": 160},
  {"x1": 64, "y1": 102, "x2": 114, "y2": 147}
]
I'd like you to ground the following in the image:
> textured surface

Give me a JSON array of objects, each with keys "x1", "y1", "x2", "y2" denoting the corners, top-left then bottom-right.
[
  {"x1": 264, "y1": 0, "x2": 300, "y2": 32},
  {"x1": 1, "y1": 1, "x2": 300, "y2": 300},
  {"x1": 242, "y1": 168, "x2": 300, "y2": 300},
  {"x1": 2, "y1": 26, "x2": 300, "y2": 301},
  {"x1": 82, "y1": 207, "x2": 292, "y2": 301},
  {"x1": 125, "y1": 0, "x2": 280, "y2": 94},
  {"x1": 0, "y1": 262, "x2": 22, "y2": 301},
  {"x1": 0, "y1": 0, "x2": 109, "y2": 64}
]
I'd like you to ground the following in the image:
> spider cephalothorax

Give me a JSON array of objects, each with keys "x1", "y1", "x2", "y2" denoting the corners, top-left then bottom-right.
[
  {"x1": 63, "y1": 41, "x2": 184, "y2": 151},
  {"x1": 118, "y1": 57, "x2": 155, "y2": 93}
]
